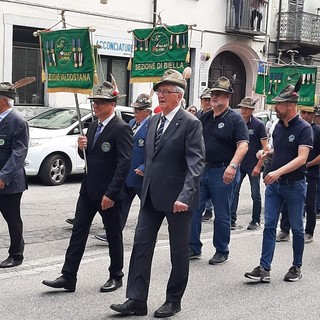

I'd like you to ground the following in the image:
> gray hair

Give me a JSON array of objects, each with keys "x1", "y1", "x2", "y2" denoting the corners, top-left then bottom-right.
[{"x1": 0, "y1": 94, "x2": 14, "y2": 108}]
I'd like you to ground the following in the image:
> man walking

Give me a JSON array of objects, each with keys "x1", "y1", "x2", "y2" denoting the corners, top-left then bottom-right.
[
  {"x1": 189, "y1": 76, "x2": 249, "y2": 264},
  {"x1": 0, "y1": 82, "x2": 29, "y2": 268},
  {"x1": 231, "y1": 97, "x2": 268, "y2": 230},
  {"x1": 110, "y1": 69, "x2": 205, "y2": 318},
  {"x1": 94, "y1": 93, "x2": 152, "y2": 241},
  {"x1": 42, "y1": 78, "x2": 132, "y2": 292},
  {"x1": 245, "y1": 81, "x2": 313, "y2": 283}
]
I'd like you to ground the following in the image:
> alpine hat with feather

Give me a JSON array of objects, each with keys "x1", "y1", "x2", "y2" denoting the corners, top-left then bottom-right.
[
  {"x1": 272, "y1": 76, "x2": 302, "y2": 103},
  {"x1": 0, "y1": 77, "x2": 36, "y2": 100},
  {"x1": 153, "y1": 67, "x2": 192, "y2": 91},
  {"x1": 131, "y1": 93, "x2": 152, "y2": 110},
  {"x1": 210, "y1": 75, "x2": 236, "y2": 94},
  {"x1": 89, "y1": 74, "x2": 125, "y2": 101},
  {"x1": 238, "y1": 97, "x2": 259, "y2": 109}
]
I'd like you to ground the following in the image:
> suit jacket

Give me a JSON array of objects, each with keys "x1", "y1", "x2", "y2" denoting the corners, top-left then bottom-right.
[
  {"x1": 79, "y1": 115, "x2": 132, "y2": 201},
  {"x1": 0, "y1": 110, "x2": 29, "y2": 194},
  {"x1": 126, "y1": 118, "x2": 149, "y2": 190},
  {"x1": 141, "y1": 108, "x2": 205, "y2": 212}
]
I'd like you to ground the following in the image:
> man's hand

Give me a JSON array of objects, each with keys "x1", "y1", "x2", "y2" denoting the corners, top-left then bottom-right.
[
  {"x1": 0, "y1": 179, "x2": 5, "y2": 189},
  {"x1": 252, "y1": 165, "x2": 262, "y2": 177},
  {"x1": 264, "y1": 170, "x2": 281, "y2": 185},
  {"x1": 173, "y1": 201, "x2": 189, "y2": 213},
  {"x1": 223, "y1": 166, "x2": 236, "y2": 184},
  {"x1": 78, "y1": 135, "x2": 87, "y2": 150},
  {"x1": 101, "y1": 195, "x2": 114, "y2": 210},
  {"x1": 134, "y1": 168, "x2": 144, "y2": 176}
]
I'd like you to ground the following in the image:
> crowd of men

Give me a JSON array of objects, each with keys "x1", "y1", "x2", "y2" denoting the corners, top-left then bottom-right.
[{"x1": 0, "y1": 69, "x2": 319, "y2": 318}]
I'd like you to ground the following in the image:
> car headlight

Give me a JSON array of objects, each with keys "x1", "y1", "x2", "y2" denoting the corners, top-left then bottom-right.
[{"x1": 29, "y1": 138, "x2": 51, "y2": 147}]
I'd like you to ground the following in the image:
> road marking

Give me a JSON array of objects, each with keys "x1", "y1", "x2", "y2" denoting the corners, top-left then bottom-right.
[{"x1": 0, "y1": 227, "x2": 264, "y2": 280}]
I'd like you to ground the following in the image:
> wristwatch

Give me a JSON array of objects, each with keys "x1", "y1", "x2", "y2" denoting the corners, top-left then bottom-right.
[{"x1": 229, "y1": 163, "x2": 237, "y2": 169}]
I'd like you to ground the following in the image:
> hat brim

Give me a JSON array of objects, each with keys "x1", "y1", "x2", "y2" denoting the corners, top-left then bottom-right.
[
  {"x1": 88, "y1": 93, "x2": 126, "y2": 100},
  {"x1": 210, "y1": 88, "x2": 234, "y2": 94},
  {"x1": 238, "y1": 104, "x2": 255, "y2": 109},
  {"x1": 131, "y1": 102, "x2": 151, "y2": 109},
  {"x1": 200, "y1": 94, "x2": 211, "y2": 99},
  {"x1": 298, "y1": 106, "x2": 315, "y2": 112},
  {"x1": 153, "y1": 79, "x2": 186, "y2": 91},
  {"x1": 0, "y1": 90, "x2": 17, "y2": 100},
  {"x1": 272, "y1": 96, "x2": 298, "y2": 103}
]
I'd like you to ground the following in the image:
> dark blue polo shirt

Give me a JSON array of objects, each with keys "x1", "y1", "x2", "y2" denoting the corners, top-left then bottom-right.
[
  {"x1": 241, "y1": 116, "x2": 267, "y2": 172},
  {"x1": 200, "y1": 107, "x2": 249, "y2": 164},
  {"x1": 307, "y1": 122, "x2": 320, "y2": 179},
  {"x1": 271, "y1": 114, "x2": 313, "y2": 180}
]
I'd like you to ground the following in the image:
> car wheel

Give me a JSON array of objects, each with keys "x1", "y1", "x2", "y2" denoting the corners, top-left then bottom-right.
[{"x1": 39, "y1": 154, "x2": 68, "y2": 186}]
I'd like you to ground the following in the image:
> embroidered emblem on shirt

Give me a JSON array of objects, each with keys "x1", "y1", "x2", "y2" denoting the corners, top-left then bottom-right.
[
  {"x1": 101, "y1": 142, "x2": 111, "y2": 152},
  {"x1": 288, "y1": 134, "x2": 295, "y2": 142},
  {"x1": 137, "y1": 138, "x2": 145, "y2": 147},
  {"x1": 218, "y1": 123, "x2": 225, "y2": 129},
  {"x1": 0, "y1": 139, "x2": 4, "y2": 146},
  {"x1": 248, "y1": 129, "x2": 254, "y2": 135}
]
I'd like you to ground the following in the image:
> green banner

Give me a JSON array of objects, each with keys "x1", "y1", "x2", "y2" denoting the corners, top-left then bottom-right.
[
  {"x1": 40, "y1": 28, "x2": 94, "y2": 94},
  {"x1": 255, "y1": 65, "x2": 317, "y2": 106},
  {"x1": 130, "y1": 24, "x2": 189, "y2": 83}
]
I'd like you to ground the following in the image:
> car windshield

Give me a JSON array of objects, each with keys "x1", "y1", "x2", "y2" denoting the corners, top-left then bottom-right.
[{"x1": 28, "y1": 108, "x2": 92, "y2": 129}]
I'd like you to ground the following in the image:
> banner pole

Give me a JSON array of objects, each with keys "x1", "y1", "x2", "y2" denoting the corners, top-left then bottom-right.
[{"x1": 74, "y1": 93, "x2": 88, "y2": 174}]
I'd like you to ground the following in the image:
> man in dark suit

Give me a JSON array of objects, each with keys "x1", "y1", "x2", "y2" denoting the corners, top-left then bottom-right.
[
  {"x1": 94, "y1": 93, "x2": 152, "y2": 241},
  {"x1": 110, "y1": 69, "x2": 205, "y2": 318},
  {"x1": 42, "y1": 78, "x2": 132, "y2": 292},
  {"x1": 0, "y1": 82, "x2": 29, "y2": 268}
]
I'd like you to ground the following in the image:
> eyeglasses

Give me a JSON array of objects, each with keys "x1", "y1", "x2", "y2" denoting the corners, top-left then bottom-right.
[
  {"x1": 202, "y1": 98, "x2": 211, "y2": 102},
  {"x1": 92, "y1": 99, "x2": 106, "y2": 106},
  {"x1": 155, "y1": 90, "x2": 180, "y2": 96},
  {"x1": 189, "y1": 109, "x2": 197, "y2": 113},
  {"x1": 300, "y1": 110, "x2": 312, "y2": 115}
]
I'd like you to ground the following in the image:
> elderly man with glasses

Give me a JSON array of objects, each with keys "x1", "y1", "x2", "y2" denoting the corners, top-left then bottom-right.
[{"x1": 110, "y1": 69, "x2": 205, "y2": 318}]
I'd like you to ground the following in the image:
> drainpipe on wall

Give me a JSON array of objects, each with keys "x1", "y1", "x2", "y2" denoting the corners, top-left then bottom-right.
[
  {"x1": 276, "y1": 0, "x2": 283, "y2": 54},
  {"x1": 153, "y1": 0, "x2": 158, "y2": 27}
]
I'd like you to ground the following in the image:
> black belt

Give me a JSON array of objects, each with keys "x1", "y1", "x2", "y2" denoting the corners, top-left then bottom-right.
[
  {"x1": 277, "y1": 177, "x2": 304, "y2": 186},
  {"x1": 206, "y1": 162, "x2": 228, "y2": 168}
]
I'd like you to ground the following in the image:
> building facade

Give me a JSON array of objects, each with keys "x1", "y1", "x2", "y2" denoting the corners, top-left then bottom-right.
[{"x1": 1, "y1": 0, "x2": 319, "y2": 117}]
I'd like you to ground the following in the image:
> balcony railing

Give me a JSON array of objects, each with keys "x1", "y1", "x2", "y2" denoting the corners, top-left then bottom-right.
[
  {"x1": 279, "y1": 11, "x2": 320, "y2": 46},
  {"x1": 225, "y1": 0, "x2": 268, "y2": 35}
]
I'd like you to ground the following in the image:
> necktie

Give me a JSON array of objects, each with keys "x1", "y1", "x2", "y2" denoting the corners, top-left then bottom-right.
[
  {"x1": 154, "y1": 116, "x2": 166, "y2": 150},
  {"x1": 132, "y1": 122, "x2": 140, "y2": 135},
  {"x1": 93, "y1": 122, "x2": 103, "y2": 145}
]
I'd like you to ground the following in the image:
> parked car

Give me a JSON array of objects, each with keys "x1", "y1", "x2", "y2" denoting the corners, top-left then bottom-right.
[
  {"x1": 25, "y1": 104, "x2": 134, "y2": 186},
  {"x1": 253, "y1": 110, "x2": 277, "y2": 125}
]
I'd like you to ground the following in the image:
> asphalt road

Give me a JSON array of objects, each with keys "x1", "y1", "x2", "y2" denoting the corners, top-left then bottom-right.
[{"x1": 1, "y1": 176, "x2": 320, "y2": 320}]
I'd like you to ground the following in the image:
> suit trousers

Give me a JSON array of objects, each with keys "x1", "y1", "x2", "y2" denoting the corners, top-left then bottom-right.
[
  {"x1": 126, "y1": 193, "x2": 192, "y2": 303},
  {"x1": 0, "y1": 193, "x2": 24, "y2": 259},
  {"x1": 62, "y1": 193, "x2": 124, "y2": 281},
  {"x1": 120, "y1": 185, "x2": 142, "y2": 230}
]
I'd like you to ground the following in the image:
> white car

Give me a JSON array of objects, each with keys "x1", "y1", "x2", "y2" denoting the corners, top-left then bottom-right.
[{"x1": 25, "y1": 104, "x2": 134, "y2": 186}]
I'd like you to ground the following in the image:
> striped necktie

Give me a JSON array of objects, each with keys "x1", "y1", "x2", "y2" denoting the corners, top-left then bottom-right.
[
  {"x1": 93, "y1": 122, "x2": 103, "y2": 145},
  {"x1": 132, "y1": 122, "x2": 140, "y2": 135},
  {"x1": 154, "y1": 116, "x2": 166, "y2": 150}
]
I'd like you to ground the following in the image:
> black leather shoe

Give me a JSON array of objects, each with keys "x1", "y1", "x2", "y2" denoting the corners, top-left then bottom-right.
[
  {"x1": 65, "y1": 218, "x2": 75, "y2": 225},
  {"x1": 110, "y1": 299, "x2": 147, "y2": 316},
  {"x1": 154, "y1": 301, "x2": 181, "y2": 318},
  {"x1": 0, "y1": 256, "x2": 23, "y2": 268},
  {"x1": 100, "y1": 278, "x2": 122, "y2": 292},
  {"x1": 42, "y1": 276, "x2": 76, "y2": 292}
]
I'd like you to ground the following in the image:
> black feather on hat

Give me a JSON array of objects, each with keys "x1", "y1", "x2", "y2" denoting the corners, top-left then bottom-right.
[{"x1": 272, "y1": 76, "x2": 302, "y2": 103}]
